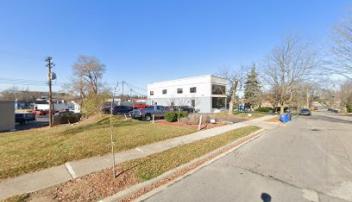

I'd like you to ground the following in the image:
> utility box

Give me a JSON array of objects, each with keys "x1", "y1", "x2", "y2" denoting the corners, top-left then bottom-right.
[{"x1": 0, "y1": 101, "x2": 15, "y2": 131}]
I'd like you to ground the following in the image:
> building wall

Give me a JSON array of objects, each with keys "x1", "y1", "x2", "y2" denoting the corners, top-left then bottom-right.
[
  {"x1": 149, "y1": 97, "x2": 212, "y2": 113},
  {"x1": 147, "y1": 75, "x2": 226, "y2": 113},
  {"x1": 0, "y1": 101, "x2": 15, "y2": 131}
]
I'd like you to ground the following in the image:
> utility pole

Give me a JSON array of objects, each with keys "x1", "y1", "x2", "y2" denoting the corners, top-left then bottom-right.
[
  {"x1": 121, "y1": 81, "x2": 125, "y2": 101},
  {"x1": 46, "y1": 57, "x2": 54, "y2": 127}
]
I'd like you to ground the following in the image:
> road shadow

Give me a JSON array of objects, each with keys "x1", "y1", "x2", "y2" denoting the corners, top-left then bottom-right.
[
  {"x1": 261, "y1": 193, "x2": 271, "y2": 202},
  {"x1": 308, "y1": 115, "x2": 352, "y2": 124}
]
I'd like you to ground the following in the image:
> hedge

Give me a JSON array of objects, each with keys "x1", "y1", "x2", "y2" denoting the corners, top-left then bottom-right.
[
  {"x1": 347, "y1": 103, "x2": 352, "y2": 113},
  {"x1": 255, "y1": 107, "x2": 273, "y2": 113}
]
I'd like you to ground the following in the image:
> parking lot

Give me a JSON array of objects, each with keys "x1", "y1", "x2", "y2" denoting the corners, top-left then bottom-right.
[{"x1": 15, "y1": 115, "x2": 48, "y2": 131}]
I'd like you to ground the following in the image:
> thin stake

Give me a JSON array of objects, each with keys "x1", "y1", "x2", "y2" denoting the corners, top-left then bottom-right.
[
  {"x1": 109, "y1": 82, "x2": 119, "y2": 178},
  {"x1": 198, "y1": 114, "x2": 203, "y2": 130},
  {"x1": 110, "y1": 98, "x2": 116, "y2": 178}
]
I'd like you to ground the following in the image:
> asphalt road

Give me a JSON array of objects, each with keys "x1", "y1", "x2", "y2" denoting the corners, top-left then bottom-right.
[{"x1": 144, "y1": 112, "x2": 352, "y2": 202}]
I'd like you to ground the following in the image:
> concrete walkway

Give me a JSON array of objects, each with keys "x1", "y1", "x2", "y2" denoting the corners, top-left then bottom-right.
[{"x1": 0, "y1": 115, "x2": 276, "y2": 200}]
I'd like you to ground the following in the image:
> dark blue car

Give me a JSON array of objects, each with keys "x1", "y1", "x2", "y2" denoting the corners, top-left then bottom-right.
[
  {"x1": 112, "y1": 105, "x2": 133, "y2": 115},
  {"x1": 299, "y1": 108, "x2": 311, "y2": 116}
]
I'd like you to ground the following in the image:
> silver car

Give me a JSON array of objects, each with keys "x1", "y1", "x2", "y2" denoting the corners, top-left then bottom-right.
[{"x1": 130, "y1": 105, "x2": 169, "y2": 121}]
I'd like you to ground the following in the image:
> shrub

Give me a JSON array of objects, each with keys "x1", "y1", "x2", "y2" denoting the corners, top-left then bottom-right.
[
  {"x1": 54, "y1": 112, "x2": 81, "y2": 125},
  {"x1": 165, "y1": 111, "x2": 188, "y2": 122},
  {"x1": 82, "y1": 93, "x2": 110, "y2": 117},
  {"x1": 255, "y1": 107, "x2": 273, "y2": 113},
  {"x1": 346, "y1": 103, "x2": 352, "y2": 113}
]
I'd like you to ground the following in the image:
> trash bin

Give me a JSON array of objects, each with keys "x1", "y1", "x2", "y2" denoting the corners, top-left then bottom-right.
[{"x1": 279, "y1": 113, "x2": 289, "y2": 123}]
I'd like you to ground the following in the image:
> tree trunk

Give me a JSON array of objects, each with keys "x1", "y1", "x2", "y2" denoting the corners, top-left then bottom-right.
[
  {"x1": 279, "y1": 102, "x2": 284, "y2": 114},
  {"x1": 306, "y1": 87, "x2": 309, "y2": 109},
  {"x1": 228, "y1": 80, "x2": 239, "y2": 115}
]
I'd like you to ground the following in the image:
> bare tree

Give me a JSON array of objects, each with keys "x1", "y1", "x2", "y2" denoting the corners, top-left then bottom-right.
[
  {"x1": 72, "y1": 55, "x2": 106, "y2": 97},
  {"x1": 264, "y1": 37, "x2": 317, "y2": 114},
  {"x1": 339, "y1": 80, "x2": 352, "y2": 112},
  {"x1": 331, "y1": 15, "x2": 352, "y2": 79},
  {"x1": 67, "y1": 55, "x2": 106, "y2": 116},
  {"x1": 218, "y1": 67, "x2": 244, "y2": 114}
]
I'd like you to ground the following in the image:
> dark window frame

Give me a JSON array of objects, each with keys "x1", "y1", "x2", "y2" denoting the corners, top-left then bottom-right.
[
  {"x1": 190, "y1": 87, "x2": 197, "y2": 93},
  {"x1": 212, "y1": 84, "x2": 226, "y2": 95},
  {"x1": 212, "y1": 97, "x2": 226, "y2": 109},
  {"x1": 177, "y1": 88, "x2": 183, "y2": 94},
  {"x1": 149, "y1": 91, "x2": 154, "y2": 96},
  {"x1": 162, "y1": 89, "x2": 167, "y2": 94}
]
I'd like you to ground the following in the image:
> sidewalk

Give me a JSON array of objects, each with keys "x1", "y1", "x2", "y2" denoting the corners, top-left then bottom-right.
[{"x1": 0, "y1": 115, "x2": 277, "y2": 200}]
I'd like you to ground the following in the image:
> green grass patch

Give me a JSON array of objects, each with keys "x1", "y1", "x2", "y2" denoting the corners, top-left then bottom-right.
[
  {"x1": 232, "y1": 111, "x2": 267, "y2": 119},
  {"x1": 0, "y1": 116, "x2": 195, "y2": 180},
  {"x1": 123, "y1": 126, "x2": 260, "y2": 181},
  {"x1": 3, "y1": 193, "x2": 30, "y2": 202}
]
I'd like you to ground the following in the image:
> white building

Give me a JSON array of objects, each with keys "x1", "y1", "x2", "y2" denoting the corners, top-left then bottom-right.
[
  {"x1": 34, "y1": 99, "x2": 81, "y2": 113},
  {"x1": 147, "y1": 75, "x2": 227, "y2": 113}
]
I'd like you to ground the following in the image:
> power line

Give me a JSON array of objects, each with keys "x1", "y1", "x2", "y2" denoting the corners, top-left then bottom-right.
[{"x1": 0, "y1": 78, "x2": 64, "y2": 86}]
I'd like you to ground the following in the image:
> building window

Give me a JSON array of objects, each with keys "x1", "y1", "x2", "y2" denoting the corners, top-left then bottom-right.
[
  {"x1": 212, "y1": 84, "x2": 225, "y2": 95},
  {"x1": 177, "y1": 88, "x2": 183, "y2": 94},
  {"x1": 190, "y1": 87, "x2": 197, "y2": 93},
  {"x1": 212, "y1": 97, "x2": 226, "y2": 109},
  {"x1": 150, "y1": 91, "x2": 154, "y2": 96},
  {"x1": 191, "y1": 99, "x2": 195, "y2": 107},
  {"x1": 162, "y1": 89, "x2": 167, "y2": 94}
]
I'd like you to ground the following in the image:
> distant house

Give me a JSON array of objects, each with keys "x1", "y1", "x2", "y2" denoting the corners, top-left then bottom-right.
[
  {"x1": 0, "y1": 101, "x2": 15, "y2": 131},
  {"x1": 147, "y1": 75, "x2": 227, "y2": 113}
]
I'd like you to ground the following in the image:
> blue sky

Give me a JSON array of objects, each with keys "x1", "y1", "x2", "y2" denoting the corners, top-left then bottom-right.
[{"x1": 0, "y1": 0, "x2": 351, "y2": 93}]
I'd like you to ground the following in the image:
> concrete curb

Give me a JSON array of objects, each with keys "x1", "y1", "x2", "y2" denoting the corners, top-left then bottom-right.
[{"x1": 102, "y1": 128, "x2": 266, "y2": 202}]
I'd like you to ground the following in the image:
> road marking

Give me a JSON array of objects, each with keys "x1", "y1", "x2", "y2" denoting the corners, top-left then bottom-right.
[
  {"x1": 135, "y1": 148, "x2": 144, "y2": 153},
  {"x1": 64, "y1": 162, "x2": 77, "y2": 179},
  {"x1": 302, "y1": 189, "x2": 319, "y2": 202}
]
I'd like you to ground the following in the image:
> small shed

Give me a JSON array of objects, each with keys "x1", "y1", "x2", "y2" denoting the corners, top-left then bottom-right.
[{"x1": 0, "y1": 101, "x2": 15, "y2": 131}]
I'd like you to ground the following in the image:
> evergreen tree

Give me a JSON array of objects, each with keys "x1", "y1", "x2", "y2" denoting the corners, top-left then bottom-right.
[{"x1": 244, "y1": 65, "x2": 262, "y2": 108}]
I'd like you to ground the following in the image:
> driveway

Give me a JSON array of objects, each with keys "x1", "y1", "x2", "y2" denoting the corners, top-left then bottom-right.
[{"x1": 144, "y1": 112, "x2": 352, "y2": 202}]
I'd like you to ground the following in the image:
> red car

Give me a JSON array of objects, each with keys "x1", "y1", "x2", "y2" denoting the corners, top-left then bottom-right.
[{"x1": 133, "y1": 103, "x2": 150, "y2": 109}]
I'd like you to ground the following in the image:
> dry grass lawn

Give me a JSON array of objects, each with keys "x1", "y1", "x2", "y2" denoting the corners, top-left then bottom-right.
[
  {"x1": 0, "y1": 116, "x2": 195, "y2": 180},
  {"x1": 4, "y1": 126, "x2": 260, "y2": 202}
]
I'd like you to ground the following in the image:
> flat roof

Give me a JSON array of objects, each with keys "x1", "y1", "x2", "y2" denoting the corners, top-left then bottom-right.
[{"x1": 148, "y1": 74, "x2": 226, "y2": 85}]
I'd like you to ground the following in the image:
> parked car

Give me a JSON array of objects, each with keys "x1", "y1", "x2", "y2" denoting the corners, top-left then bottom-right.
[
  {"x1": 328, "y1": 108, "x2": 339, "y2": 113},
  {"x1": 15, "y1": 113, "x2": 35, "y2": 124},
  {"x1": 112, "y1": 105, "x2": 133, "y2": 115},
  {"x1": 170, "y1": 105, "x2": 195, "y2": 113},
  {"x1": 54, "y1": 111, "x2": 81, "y2": 124},
  {"x1": 299, "y1": 108, "x2": 311, "y2": 116},
  {"x1": 101, "y1": 102, "x2": 118, "y2": 114},
  {"x1": 130, "y1": 105, "x2": 169, "y2": 121},
  {"x1": 133, "y1": 103, "x2": 150, "y2": 109}
]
